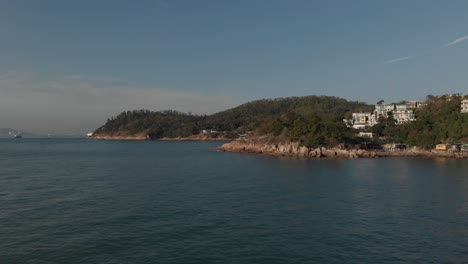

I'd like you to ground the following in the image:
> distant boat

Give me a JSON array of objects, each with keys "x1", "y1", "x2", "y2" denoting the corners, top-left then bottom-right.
[{"x1": 9, "y1": 131, "x2": 22, "y2": 138}]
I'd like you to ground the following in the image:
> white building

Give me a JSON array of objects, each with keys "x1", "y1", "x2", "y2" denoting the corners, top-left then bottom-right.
[
  {"x1": 406, "y1": 101, "x2": 418, "y2": 109},
  {"x1": 351, "y1": 113, "x2": 373, "y2": 129},
  {"x1": 358, "y1": 132, "x2": 374, "y2": 139},
  {"x1": 374, "y1": 103, "x2": 396, "y2": 119},
  {"x1": 374, "y1": 104, "x2": 387, "y2": 118},
  {"x1": 462, "y1": 99, "x2": 468, "y2": 113},
  {"x1": 395, "y1": 104, "x2": 408, "y2": 111},
  {"x1": 368, "y1": 114, "x2": 379, "y2": 127},
  {"x1": 352, "y1": 113, "x2": 371, "y2": 123},
  {"x1": 385, "y1": 104, "x2": 395, "y2": 112},
  {"x1": 393, "y1": 110, "x2": 416, "y2": 125},
  {"x1": 346, "y1": 100, "x2": 418, "y2": 129}
]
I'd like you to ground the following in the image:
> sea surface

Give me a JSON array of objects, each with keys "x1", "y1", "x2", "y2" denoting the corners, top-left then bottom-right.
[{"x1": 1, "y1": 138, "x2": 468, "y2": 264}]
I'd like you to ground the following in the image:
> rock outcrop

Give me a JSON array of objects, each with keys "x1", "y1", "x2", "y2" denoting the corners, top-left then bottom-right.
[{"x1": 216, "y1": 139, "x2": 468, "y2": 159}]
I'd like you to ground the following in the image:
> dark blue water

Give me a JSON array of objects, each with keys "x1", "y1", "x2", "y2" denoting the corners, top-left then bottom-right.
[{"x1": 1, "y1": 139, "x2": 468, "y2": 263}]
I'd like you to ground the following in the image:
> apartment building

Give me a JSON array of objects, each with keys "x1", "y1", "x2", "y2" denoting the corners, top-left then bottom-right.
[{"x1": 461, "y1": 99, "x2": 468, "y2": 113}]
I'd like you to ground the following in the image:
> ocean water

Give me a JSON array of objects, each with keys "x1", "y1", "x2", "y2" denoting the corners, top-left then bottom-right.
[{"x1": 1, "y1": 138, "x2": 468, "y2": 264}]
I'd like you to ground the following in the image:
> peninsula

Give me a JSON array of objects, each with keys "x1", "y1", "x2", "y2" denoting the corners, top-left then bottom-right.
[{"x1": 91, "y1": 94, "x2": 468, "y2": 158}]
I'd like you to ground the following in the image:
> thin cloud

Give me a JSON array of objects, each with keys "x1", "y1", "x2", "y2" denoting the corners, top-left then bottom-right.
[
  {"x1": 445, "y1": 35, "x2": 468, "y2": 47},
  {"x1": 383, "y1": 56, "x2": 414, "y2": 64}
]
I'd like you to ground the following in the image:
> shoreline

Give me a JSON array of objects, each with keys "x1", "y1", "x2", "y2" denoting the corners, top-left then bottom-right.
[
  {"x1": 215, "y1": 139, "x2": 468, "y2": 159},
  {"x1": 89, "y1": 135, "x2": 468, "y2": 159},
  {"x1": 90, "y1": 134, "x2": 233, "y2": 141},
  {"x1": 90, "y1": 135, "x2": 147, "y2": 140}
]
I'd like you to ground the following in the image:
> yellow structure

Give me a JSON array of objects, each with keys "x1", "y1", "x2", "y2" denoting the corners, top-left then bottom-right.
[{"x1": 435, "y1": 144, "x2": 449, "y2": 151}]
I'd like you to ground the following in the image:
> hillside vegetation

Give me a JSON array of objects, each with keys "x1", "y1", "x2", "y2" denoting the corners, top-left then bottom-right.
[
  {"x1": 94, "y1": 94, "x2": 468, "y2": 149},
  {"x1": 377, "y1": 95, "x2": 468, "y2": 148},
  {"x1": 94, "y1": 96, "x2": 369, "y2": 142}
]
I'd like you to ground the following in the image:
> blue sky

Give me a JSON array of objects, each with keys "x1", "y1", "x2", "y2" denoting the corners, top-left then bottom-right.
[{"x1": 1, "y1": 0, "x2": 468, "y2": 134}]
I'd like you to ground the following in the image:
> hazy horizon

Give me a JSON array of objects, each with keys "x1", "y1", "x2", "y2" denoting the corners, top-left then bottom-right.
[{"x1": 1, "y1": 0, "x2": 468, "y2": 134}]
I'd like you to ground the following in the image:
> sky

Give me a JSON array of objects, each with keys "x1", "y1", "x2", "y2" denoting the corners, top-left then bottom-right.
[{"x1": 1, "y1": 0, "x2": 468, "y2": 134}]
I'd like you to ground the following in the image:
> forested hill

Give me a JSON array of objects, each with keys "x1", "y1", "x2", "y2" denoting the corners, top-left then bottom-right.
[
  {"x1": 378, "y1": 94, "x2": 468, "y2": 148},
  {"x1": 94, "y1": 96, "x2": 371, "y2": 140},
  {"x1": 203, "y1": 96, "x2": 371, "y2": 132}
]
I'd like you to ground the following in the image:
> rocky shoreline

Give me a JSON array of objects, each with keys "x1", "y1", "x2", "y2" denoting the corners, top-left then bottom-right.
[
  {"x1": 90, "y1": 134, "x2": 468, "y2": 159},
  {"x1": 216, "y1": 139, "x2": 468, "y2": 159}
]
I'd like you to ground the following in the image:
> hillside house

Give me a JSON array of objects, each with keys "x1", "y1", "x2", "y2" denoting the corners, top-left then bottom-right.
[
  {"x1": 347, "y1": 113, "x2": 376, "y2": 129},
  {"x1": 374, "y1": 104, "x2": 387, "y2": 117},
  {"x1": 391, "y1": 143, "x2": 407, "y2": 152},
  {"x1": 357, "y1": 132, "x2": 374, "y2": 139},
  {"x1": 395, "y1": 104, "x2": 408, "y2": 111},
  {"x1": 393, "y1": 110, "x2": 416, "y2": 125},
  {"x1": 461, "y1": 144, "x2": 468, "y2": 153},
  {"x1": 406, "y1": 101, "x2": 418, "y2": 109},
  {"x1": 461, "y1": 99, "x2": 468, "y2": 113},
  {"x1": 346, "y1": 100, "x2": 418, "y2": 129}
]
